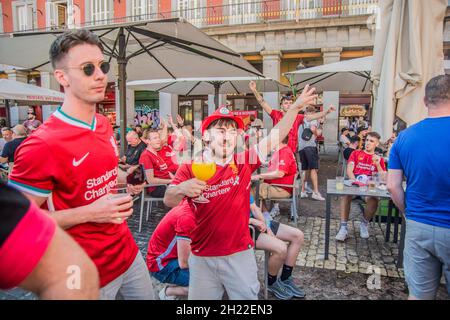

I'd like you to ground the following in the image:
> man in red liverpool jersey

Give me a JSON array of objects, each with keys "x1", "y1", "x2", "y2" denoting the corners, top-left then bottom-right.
[
  {"x1": 9, "y1": 30, "x2": 154, "y2": 299},
  {"x1": 336, "y1": 132, "x2": 387, "y2": 241},
  {"x1": 147, "y1": 201, "x2": 195, "y2": 300},
  {"x1": 140, "y1": 128, "x2": 173, "y2": 197},
  {"x1": 164, "y1": 83, "x2": 318, "y2": 300}
]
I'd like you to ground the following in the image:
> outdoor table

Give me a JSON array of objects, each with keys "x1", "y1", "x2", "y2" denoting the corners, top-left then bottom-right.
[{"x1": 325, "y1": 179, "x2": 406, "y2": 268}]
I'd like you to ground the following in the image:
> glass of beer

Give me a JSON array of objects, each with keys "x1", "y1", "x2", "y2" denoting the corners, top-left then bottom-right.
[
  {"x1": 368, "y1": 177, "x2": 376, "y2": 192},
  {"x1": 191, "y1": 161, "x2": 217, "y2": 203},
  {"x1": 109, "y1": 186, "x2": 131, "y2": 223},
  {"x1": 336, "y1": 176, "x2": 344, "y2": 191}
]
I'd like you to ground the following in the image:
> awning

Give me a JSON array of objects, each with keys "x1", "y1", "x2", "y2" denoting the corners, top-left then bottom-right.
[
  {"x1": 285, "y1": 55, "x2": 450, "y2": 94},
  {"x1": 127, "y1": 76, "x2": 288, "y2": 107},
  {"x1": 0, "y1": 78, "x2": 64, "y2": 104},
  {"x1": 284, "y1": 56, "x2": 373, "y2": 93}
]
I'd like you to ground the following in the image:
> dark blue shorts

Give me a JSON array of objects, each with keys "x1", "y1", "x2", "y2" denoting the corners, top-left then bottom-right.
[{"x1": 151, "y1": 259, "x2": 189, "y2": 287}]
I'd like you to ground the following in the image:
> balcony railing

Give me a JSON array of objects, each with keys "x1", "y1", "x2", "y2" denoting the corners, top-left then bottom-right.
[{"x1": 1, "y1": 0, "x2": 380, "y2": 35}]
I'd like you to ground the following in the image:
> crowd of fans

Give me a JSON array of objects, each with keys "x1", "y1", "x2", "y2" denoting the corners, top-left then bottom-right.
[{"x1": 1, "y1": 29, "x2": 449, "y2": 301}]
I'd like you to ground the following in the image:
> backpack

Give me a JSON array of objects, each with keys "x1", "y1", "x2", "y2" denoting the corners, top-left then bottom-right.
[{"x1": 301, "y1": 123, "x2": 313, "y2": 141}]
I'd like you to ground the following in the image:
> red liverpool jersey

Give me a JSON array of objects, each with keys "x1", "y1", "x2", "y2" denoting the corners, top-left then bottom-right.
[
  {"x1": 9, "y1": 108, "x2": 138, "y2": 287},
  {"x1": 170, "y1": 146, "x2": 263, "y2": 257}
]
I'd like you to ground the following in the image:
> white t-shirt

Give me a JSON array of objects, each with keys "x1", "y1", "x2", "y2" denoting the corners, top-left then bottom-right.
[{"x1": 298, "y1": 119, "x2": 318, "y2": 151}]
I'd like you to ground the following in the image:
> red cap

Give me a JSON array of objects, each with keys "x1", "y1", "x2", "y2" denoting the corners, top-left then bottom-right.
[{"x1": 201, "y1": 106, "x2": 244, "y2": 134}]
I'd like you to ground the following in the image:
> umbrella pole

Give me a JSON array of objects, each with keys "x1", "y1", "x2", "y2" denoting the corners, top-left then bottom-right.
[
  {"x1": 118, "y1": 28, "x2": 127, "y2": 156},
  {"x1": 5, "y1": 99, "x2": 11, "y2": 127},
  {"x1": 214, "y1": 82, "x2": 221, "y2": 109}
]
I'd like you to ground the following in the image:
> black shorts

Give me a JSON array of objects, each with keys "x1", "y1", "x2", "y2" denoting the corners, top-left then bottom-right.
[
  {"x1": 299, "y1": 146, "x2": 319, "y2": 170},
  {"x1": 250, "y1": 220, "x2": 281, "y2": 241}
]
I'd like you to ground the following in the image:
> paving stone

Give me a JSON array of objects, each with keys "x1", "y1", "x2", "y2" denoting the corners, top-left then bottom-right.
[
  {"x1": 336, "y1": 263, "x2": 346, "y2": 272},
  {"x1": 387, "y1": 270, "x2": 399, "y2": 278},
  {"x1": 314, "y1": 260, "x2": 324, "y2": 268},
  {"x1": 324, "y1": 260, "x2": 336, "y2": 270}
]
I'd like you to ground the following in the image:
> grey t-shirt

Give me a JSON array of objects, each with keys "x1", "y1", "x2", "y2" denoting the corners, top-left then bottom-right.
[{"x1": 298, "y1": 119, "x2": 318, "y2": 151}]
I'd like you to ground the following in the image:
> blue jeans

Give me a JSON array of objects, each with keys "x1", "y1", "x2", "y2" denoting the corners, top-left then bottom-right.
[
  {"x1": 151, "y1": 259, "x2": 189, "y2": 287},
  {"x1": 404, "y1": 219, "x2": 450, "y2": 299}
]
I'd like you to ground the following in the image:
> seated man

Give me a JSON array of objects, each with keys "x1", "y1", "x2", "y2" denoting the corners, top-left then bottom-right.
[
  {"x1": 251, "y1": 136, "x2": 297, "y2": 216},
  {"x1": 120, "y1": 130, "x2": 147, "y2": 169},
  {"x1": 249, "y1": 195, "x2": 305, "y2": 300},
  {"x1": 339, "y1": 127, "x2": 351, "y2": 147},
  {"x1": 343, "y1": 135, "x2": 361, "y2": 161},
  {"x1": 336, "y1": 132, "x2": 387, "y2": 241},
  {"x1": 139, "y1": 129, "x2": 173, "y2": 197},
  {"x1": 0, "y1": 125, "x2": 27, "y2": 165},
  {"x1": 147, "y1": 202, "x2": 194, "y2": 300}
]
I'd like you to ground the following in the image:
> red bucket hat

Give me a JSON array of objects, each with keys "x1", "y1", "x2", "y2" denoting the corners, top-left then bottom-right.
[{"x1": 201, "y1": 106, "x2": 244, "y2": 134}]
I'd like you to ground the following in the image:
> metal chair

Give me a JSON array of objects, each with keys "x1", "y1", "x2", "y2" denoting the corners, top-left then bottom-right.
[
  {"x1": 258, "y1": 173, "x2": 301, "y2": 224},
  {"x1": 249, "y1": 225, "x2": 269, "y2": 300},
  {"x1": 138, "y1": 184, "x2": 168, "y2": 232}
]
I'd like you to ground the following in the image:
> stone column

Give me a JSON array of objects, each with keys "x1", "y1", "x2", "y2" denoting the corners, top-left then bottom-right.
[
  {"x1": 321, "y1": 47, "x2": 342, "y2": 153},
  {"x1": 321, "y1": 47, "x2": 342, "y2": 64},
  {"x1": 322, "y1": 91, "x2": 340, "y2": 153},
  {"x1": 116, "y1": 84, "x2": 135, "y2": 127},
  {"x1": 159, "y1": 92, "x2": 178, "y2": 121},
  {"x1": 261, "y1": 50, "x2": 281, "y2": 130}
]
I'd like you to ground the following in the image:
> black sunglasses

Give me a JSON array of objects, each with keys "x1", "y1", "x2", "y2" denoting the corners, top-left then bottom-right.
[{"x1": 65, "y1": 61, "x2": 110, "y2": 77}]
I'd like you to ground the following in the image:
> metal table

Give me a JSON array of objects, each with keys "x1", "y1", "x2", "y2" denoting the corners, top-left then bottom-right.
[{"x1": 325, "y1": 179, "x2": 406, "y2": 268}]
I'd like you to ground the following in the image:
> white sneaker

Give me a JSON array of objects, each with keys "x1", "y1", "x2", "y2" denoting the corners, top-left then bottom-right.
[
  {"x1": 159, "y1": 286, "x2": 177, "y2": 300},
  {"x1": 360, "y1": 222, "x2": 370, "y2": 239},
  {"x1": 335, "y1": 227, "x2": 348, "y2": 241},
  {"x1": 311, "y1": 192, "x2": 325, "y2": 201}
]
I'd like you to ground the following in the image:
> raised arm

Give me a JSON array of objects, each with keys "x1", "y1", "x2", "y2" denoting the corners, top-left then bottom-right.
[
  {"x1": 305, "y1": 106, "x2": 335, "y2": 122},
  {"x1": 257, "y1": 84, "x2": 318, "y2": 158},
  {"x1": 249, "y1": 81, "x2": 273, "y2": 115},
  {"x1": 159, "y1": 117, "x2": 168, "y2": 145}
]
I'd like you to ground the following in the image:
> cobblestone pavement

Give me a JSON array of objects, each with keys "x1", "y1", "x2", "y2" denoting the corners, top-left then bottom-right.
[{"x1": 2, "y1": 154, "x2": 448, "y2": 300}]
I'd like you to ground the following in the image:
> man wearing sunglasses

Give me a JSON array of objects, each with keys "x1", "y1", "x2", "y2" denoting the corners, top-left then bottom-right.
[
  {"x1": 23, "y1": 108, "x2": 42, "y2": 135},
  {"x1": 9, "y1": 29, "x2": 154, "y2": 300}
]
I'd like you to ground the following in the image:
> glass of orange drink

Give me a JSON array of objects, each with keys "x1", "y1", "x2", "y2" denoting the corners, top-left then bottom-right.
[{"x1": 191, "y1": 161, "x2": 216, "y2": 203}]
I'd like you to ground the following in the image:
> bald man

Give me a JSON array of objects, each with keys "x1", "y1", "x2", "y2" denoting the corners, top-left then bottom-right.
[
  {"x1": 0, "y1": 125, "x2": 27, "y2": 164},
  {"x1": 120, "y1": 130, "x2": 147, "y2": 169}
]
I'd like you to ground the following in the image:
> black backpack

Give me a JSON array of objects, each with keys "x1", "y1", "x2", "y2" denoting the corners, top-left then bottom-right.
[{"x1": 301, "y1": 123, "x2": 313, "y2": 141}]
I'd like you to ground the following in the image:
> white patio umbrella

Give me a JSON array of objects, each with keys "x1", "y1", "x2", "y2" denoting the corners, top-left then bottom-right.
[
  {"x1": 0, "y1": 18, "x2": 262, "y2": 151},
  {"x1": 0, "y1": 79, "x2": 64, "y2": 104},
  {"x1": 0, "y1": 78, "x2": 64, "y2": 126},
  {"x1": 127, "y1": 76, "x2": 289, "y2": 108},
  {"x1": 284, "y1": 56, "x2": 373, "y2": 93},
  {"x1": 371, "y1": 0, "x2": 448, "y2": 141}
]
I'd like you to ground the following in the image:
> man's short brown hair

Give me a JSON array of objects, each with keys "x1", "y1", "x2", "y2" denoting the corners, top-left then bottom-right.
[
  {"x1": 49, "y1": 29, "x2": 103, "y2": 69},
  {"x1": 142, "y1": 128, "x2": 160, "y2": 140},
  {"x1": 367, "y1": 131, "x2": 381, "y2": 140},
  {"x1": 424, "y1": 75, "x2": 450, "y2": 107}
]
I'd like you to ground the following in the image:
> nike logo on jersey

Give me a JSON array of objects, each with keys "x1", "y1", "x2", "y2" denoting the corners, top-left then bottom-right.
[{"x1": 73, "y1": 152, "x2": 90, "y2": 167}]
